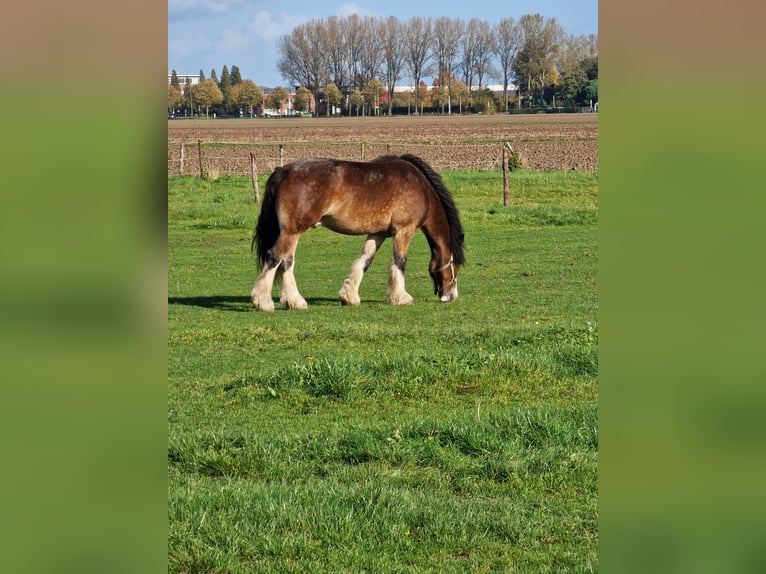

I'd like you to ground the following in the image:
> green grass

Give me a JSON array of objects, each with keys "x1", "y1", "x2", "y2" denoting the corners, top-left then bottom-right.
[{"x1": 168, "y1": 168, "x2": 598, "y2": 572}]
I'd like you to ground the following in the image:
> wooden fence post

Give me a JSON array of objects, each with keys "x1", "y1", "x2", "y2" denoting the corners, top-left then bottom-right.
[
  {"x1": 279, "y1": 144, "x2": 284, "y2": 167},
  {"x1": 360, "y1": 141, "x2": 365, "y2": 160},
  {"x1": 502, "y1": 143, "x2": 510, "y2": 206},
  {"x1": 198, "y1": 139, "x2": 206, "y2": 179},
  {"x1": 250, "y1": 152, "x2": 260, "y2": 203},
  {"x1": 179, "y1": 143, "x2": 185, "y2": 175}
]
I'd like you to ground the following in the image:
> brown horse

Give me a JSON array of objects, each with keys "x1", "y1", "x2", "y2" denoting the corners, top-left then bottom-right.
[{"x1": 250, "y1": 154, "x2": 465, "y2": 312}]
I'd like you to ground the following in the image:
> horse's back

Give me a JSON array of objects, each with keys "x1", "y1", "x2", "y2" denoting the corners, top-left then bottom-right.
[{"x1": 275, "y1": 157, "x2": 429, "y2": 236}]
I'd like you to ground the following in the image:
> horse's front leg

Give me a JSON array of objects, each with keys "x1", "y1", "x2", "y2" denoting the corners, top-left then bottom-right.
[
  {"x1": 339, "y1": 234, "x2": 386, "y2": 306},
  {"x1": 388, "y1": 230, "x2": 415, "y2": 306}
]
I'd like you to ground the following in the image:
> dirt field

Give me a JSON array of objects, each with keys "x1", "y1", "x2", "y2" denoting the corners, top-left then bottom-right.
[{"x1": 167, "y1": 113, "x2": 598, "y2": 175}]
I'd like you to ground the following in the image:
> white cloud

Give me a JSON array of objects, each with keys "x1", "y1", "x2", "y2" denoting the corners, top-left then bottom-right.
[
  {"x1": 220, "y1": 29, "x2": 251, "y2": 51},
  {"x1": 336, "y1": 2, "x2": 378, "y2": 17},
  {"x1": 248, "y1": 10, "x2": 303, "y2": 40}
]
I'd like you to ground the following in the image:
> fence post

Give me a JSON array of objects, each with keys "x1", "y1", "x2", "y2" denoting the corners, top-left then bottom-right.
[
  {"x1": 180, "y1": 143, "x2": 185, "y2": 175},
  {"x1": 502, "y1": 143, "x2": 510, "y2": 206},
  {"x1": 279, "y1": 144, "x2": 284, "y2": 167},
  {"x1": 360, "y1": 141, "x2": 365, "y2": 160},
  {"x1": 250, "y1": 152, "x2": 260, "y2": 203},
  {"x1": 198, "y1": 139, "x2": 206, "y2": 179}
]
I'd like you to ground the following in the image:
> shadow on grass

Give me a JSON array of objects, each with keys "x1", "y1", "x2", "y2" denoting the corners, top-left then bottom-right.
[{"x1": 168, "y1": 295, "x2": 350, "y2": 312}]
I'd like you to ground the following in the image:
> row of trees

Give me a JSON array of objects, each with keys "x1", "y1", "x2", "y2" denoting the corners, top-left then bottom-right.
[
  {"x1": 168, "y1": 66, "x2": 265, "y2": 117},
  {"x1": 277, "y1": 14, "x2": 597, "y2": 116},
  {"x1": 168, "y1": 13, "x2": 598, "y2": 118}
]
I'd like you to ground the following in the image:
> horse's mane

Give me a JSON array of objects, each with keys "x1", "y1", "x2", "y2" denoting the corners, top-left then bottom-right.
[{"x1": 379, "y1": 154, "x2": 466, "y2": 266}]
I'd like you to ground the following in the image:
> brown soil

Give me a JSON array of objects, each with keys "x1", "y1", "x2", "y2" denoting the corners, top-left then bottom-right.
[{"x1": 167, "y1": 114, "x2": 597, "y2": 175}]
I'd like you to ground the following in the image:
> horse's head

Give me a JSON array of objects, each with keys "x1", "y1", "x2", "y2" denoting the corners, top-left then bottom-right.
[{"x1": 429, "y1": 255, "x2": 459, "y2": 302}]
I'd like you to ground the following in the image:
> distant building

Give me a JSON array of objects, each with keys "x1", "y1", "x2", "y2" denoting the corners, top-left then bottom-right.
[{"x1": 168, "y1": 73, "x2": 201, "y2": 86}]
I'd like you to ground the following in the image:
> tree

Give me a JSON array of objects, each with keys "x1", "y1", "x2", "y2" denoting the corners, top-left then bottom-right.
[
  {"x1": 349, "y1": 88, "x2": 364, "y2": 116},
  {"x1": 584, "y1": 79, "x2": 598, "y2": 103},
  {"x1": 404, "y1": 17, "x2": 433, "y2": 113},
  {"x1": 168, "y1": 83, "x2": 182, "y2": 114},
  {"x1": 363, "y1": 78, "x2": 385, "y2": 116},
  {"x1": 170, "y1": 70, "x2": 181, "y2": 90},
  {"x1": 199, "y1": 69, "x2": 206, "y2": 80},
  {"x1": 493, "y1": 18, "x2": 521, "y2": 111},
  {"x1": 230, "y1": 65, "x2": 242, "y2": 85},
  {"x1": 193, "y1": 79, "x2": 223, "y2": 117},
  {"x1": 431, "y1": 84, "x2": 449, "y2": 112},
  {"x1": 450, "y1": 79, "x2": 470, "y2": 114},
  {"x1": 381, "y1": 16, "x2": 406, "y2": 116},
  {"x1": 324, "y1": 82, "x2": 342, "y2": 116},
  {"x1": 269, "y1": 86, "x2": 290, "y2": 116},
  {"x1": 432, "y1": 17, "x2": 464, "y2": 114},
  {"x1": 293, "y1": 86, "x2": 313, "y2": 114},
  {"x1": 210, "y1": 69, "x2": 218, "y2": 84},
  {"x1": 558, "y1": 66, "x2": 588, "y2": 106},
  {"x1": 231, "y1": 80, "x2": 263, "y2": 116},
  {"x1": 219, "y1": 65, "x2": 232, "y2": 113},
  {"x1": 513, "y1": 14, "x2": 564, "y2": 105},
  {"x1": 358, "y1": 17, "x2": 384, "y2": 88},
  {"x1": 277, "y1": 20, "x2": 327, "y2": 119},
  {"x1": 324, "y1": 16, "x2": 350, "y2": 91},
  {"x1": 467, "y1": 19, "x2": 495, "y2": 90}
]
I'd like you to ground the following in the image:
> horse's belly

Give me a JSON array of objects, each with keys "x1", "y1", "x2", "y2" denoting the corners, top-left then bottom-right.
[{"x1": 320, "y1": 214, "x2": 389, "y2": 236}]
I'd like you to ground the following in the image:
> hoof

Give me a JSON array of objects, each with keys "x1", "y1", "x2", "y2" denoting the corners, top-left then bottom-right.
[
  {"x1": 251, "y1": 289, "x2": 275, "y2": 312},
  {"x1": 252, "y1": 298, "x2": 275, "y2": 312},
  {"x1": 388, "y1": 293, "x2": 414, "y2": 306},
  {"x1": 281, "y1": 297, "x2": 308, "y2": 310}
]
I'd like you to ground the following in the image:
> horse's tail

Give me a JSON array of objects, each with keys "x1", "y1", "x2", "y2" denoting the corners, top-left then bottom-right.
[
  {"x1": 252, "y1": 167, "x2": 285, "y2": 269},
  {"x1": 398, "y1": 154, "x2": 466, "y2": 266}
]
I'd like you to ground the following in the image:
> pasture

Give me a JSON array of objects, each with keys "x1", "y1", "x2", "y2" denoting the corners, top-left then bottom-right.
[{"x1": 168, "y1": 163, "x2": 598, "y2": 571}]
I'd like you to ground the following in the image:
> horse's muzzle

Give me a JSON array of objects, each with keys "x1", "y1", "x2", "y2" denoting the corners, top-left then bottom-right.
[{"x1": 439, "y1": 288, "x2": 458, "y2": 303}]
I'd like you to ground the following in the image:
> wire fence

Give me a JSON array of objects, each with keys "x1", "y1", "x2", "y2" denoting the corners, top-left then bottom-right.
[{"x1": 166, "y1": 140, "x2": 531, "y2": 179}]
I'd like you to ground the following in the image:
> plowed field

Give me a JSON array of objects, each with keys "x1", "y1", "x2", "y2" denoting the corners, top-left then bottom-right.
[{"x1": 167, "y1": 113, "x2": 597, "y2": 175}]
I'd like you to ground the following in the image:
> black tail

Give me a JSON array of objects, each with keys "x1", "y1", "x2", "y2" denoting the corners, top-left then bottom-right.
[
  {"x1": 397, "y1": 154, "x2": 466, "y2": 266},
  {"x1": 252, "y1": 167, "x2": 285, "y2": 269}
]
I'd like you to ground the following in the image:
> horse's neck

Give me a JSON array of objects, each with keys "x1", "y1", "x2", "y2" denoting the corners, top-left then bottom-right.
[{"x1": 422, "y1": 223, "x2": 451, "y2": 266}]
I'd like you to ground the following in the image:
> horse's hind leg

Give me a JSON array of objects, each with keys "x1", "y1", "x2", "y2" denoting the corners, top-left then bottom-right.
[
  {"x1": 388, "y1": 230, "x2": 415, "y2": 306},
  {"x1": 339, "y1": 234, "x2": 386, "y2": 306},
  {"x1": 279, "y1": 250, "x2": 308, "y2": 310},
  {"x1": 251, "y1": 232, "x2": 306, "y2": 312}
]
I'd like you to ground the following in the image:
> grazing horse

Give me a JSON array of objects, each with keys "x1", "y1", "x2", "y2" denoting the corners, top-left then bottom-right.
[{"x1": 250, "y1": 154, "x2": 465, "y2": 312}]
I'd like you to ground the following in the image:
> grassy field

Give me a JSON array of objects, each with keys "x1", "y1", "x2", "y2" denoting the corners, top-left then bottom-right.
[{"x1": 168, "y1": 167, "x2": 598, "y2": 572}]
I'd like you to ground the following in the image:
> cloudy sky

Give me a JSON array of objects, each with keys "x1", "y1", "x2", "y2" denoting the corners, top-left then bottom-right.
[{"x1": 168, "y1": 0, "x2": 598, "y2": 87}]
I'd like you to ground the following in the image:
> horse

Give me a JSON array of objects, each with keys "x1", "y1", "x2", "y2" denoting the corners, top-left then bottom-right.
[{"x1": 250, "y1": 154, "x2": 465, "y2": 312}]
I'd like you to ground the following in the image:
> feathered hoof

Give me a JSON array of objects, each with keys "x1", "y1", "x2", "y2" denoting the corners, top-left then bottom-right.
[
  {"x1": 281, "y1": 296, "x2": 308, "y2": 310},
  {"x1": 339, "y1": 290, "x2": 361, "y2": 306},
  {"x1": 388, "y1": 292, "x2": 414, "y2": 306},
  {"x1": 251, "y1": 289, "x2": 275, "y2": 312}
]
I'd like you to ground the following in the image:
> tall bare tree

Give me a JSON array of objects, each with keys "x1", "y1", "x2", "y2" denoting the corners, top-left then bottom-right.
[
  {"x1": 381, "y1": 16, "x2": 406, "y2": 116},
  {"x1": 358, "y1": 17, "x2": 384, "y2": 88},
  {"x1": 469, "y1": 19, "x2": 495, "y2": 90},
  {"x1": 404, "y1": 17, "x2": 433, "y2": 113},
  {"x1": 324, "y1": 16, "x2": 350, "y2": 91},
  {"x1": 277, "y1": 19, "x2": 327, "y2": 116},
  {"x1": 344, "y1": 15, "x2": 365, "y2": 89},
  {"x1": 432, "y1": 17, "x2": 464, "y2": 114},
  {"x1": 494, "y1": 18, "x2": 521, "y2": 111}
]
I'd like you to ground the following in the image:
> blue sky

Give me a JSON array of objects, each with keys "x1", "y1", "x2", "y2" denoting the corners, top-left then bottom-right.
[{"x1": 168, "y1": 1, "x2": 598, "y2": 88}]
